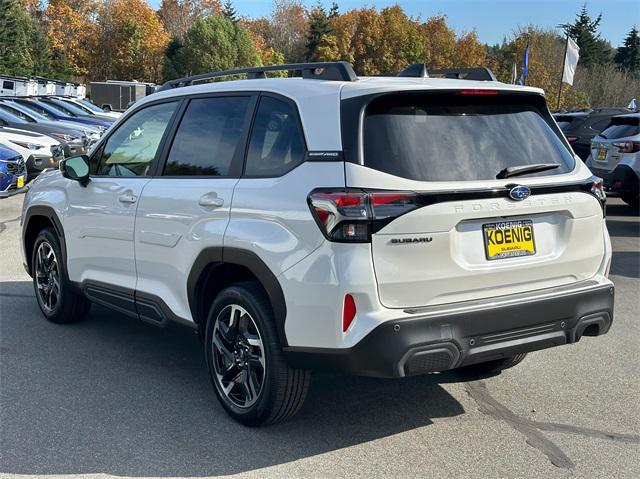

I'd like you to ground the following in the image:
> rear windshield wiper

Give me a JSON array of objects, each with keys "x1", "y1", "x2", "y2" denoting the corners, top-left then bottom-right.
[{"x1": 496, "y1": 163, "x2": 560, "y2": 179}]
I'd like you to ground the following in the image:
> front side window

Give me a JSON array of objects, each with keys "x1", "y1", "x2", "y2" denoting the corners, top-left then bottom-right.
[
  {"x1": 164, "y1": 96, "x2": 250, "y2": 176},
  {"x1": 92, "y1": 101, "x2": 177, "y2": 177},
  {"x1": 245, "y1": 96, "x2": 305, "y2": 177}
]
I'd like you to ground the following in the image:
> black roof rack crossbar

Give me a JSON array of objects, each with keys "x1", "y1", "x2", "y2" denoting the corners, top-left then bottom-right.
[
  {"x1": 397, "y1": 64, "x2": 497, "y2": 82},
  {"x1": 159, "y1": 61, "x2": 358, "y2": 91}
]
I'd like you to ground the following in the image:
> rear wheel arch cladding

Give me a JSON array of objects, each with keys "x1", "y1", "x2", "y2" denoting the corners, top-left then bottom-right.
[{"x1": 188, "y1": 247, "x2": 289, "y2": 346}]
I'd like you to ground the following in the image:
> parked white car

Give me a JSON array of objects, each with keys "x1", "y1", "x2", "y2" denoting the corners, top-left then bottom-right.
[
  {"x1": 20, "y1": 62, "x2": 614, "y2": 426},
  {"x1": 586, "y1": 112, "x2": 639, "y2": 207},
  {"x1": 0, "y1": 127, "x2": 63, "y2": 180}
]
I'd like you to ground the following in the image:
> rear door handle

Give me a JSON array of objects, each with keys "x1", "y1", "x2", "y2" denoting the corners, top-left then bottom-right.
[
  {"x1": 118, "y1": 194, "x2": 137, "y2": 204},
  {"x1": 199, "y1": 194, "x2": 224, "y2": 208}
]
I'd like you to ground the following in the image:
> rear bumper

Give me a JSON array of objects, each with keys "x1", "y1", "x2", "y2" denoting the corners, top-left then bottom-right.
[
  {"x1": 591, "y1": 164, "x2": 639, "y2": 194},
  {"x1": 284, "y1": 281, "x2": 614, "y2": 378}
]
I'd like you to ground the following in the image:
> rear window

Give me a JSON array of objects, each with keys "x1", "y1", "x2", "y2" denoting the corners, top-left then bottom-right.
[
  {"x1": 362, "y1": 93, "x2": 575, "y2": 182},
  {"x1": 599, "y1": 117, "x2": 639, "y2": 140},
  {"x1": 554, "y1": 115, "x2": 578, "y2": 131}
]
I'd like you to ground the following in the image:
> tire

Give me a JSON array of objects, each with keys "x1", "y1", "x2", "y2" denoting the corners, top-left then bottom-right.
[
  {"x1": 456, "y1": 353, "x2": 527, "y2": 377},
  {"x1": 204, "y1": 282, "x2": 310, "y2": 426},
  {"x1": 620, "y1": 191, "x2": 639, "y2": 209},
  {"x1": 31, "y1": 227, "x2": 91, "y2": 323}
]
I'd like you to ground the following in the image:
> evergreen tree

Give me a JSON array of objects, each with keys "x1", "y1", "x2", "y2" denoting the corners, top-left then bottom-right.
[
  {"x1": 306, "y1": 3, "x2": 331, "y2": 61},
  {"x1": 30, "y1": 19, "x2": 53, "y2": 77},
  {"x1": 615, "y1": 26, "x2": 640, "y2": 75},
  {"x1": 222, "y1": 0, "x2": 238, "y2": 23},
  {"x1": 328, "y1": 2, "x2": 339, "y2": 18},
  {"x1": 561, "y1": 4, "x2": 610, "y2": 68},
  {"x1": 0, "y1": 0, "x2": 35, "y2": 76}
]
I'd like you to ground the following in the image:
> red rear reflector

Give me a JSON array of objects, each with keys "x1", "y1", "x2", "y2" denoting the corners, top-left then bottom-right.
[
  {"x1": 566, "y1": 136, "x2": 578, "y2": 143},
  {"x1": 342, "y1": 294, "x2": 356, "y2": 332},
  {"x1": 459, "y1": 89, "x2": 498, "y2": 95}
]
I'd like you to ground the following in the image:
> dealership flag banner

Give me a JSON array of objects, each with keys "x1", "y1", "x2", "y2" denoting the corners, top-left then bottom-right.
[{"x1": 562, "y1": 37, "x2": 580, "y2": 85}]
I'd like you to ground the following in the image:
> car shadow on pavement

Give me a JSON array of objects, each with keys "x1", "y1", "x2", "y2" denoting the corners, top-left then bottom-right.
[
  {"x1": 0, "y1": 281, "x2": 465, "y2": 477},
  {"x1": 610, "y1": 251, "x2": 640, "y2": 279}
]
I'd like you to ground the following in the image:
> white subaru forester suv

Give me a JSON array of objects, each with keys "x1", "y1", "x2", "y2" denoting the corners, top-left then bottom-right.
[{"x1": 21, "y1": 62, "x2": 614, "y2": 426}]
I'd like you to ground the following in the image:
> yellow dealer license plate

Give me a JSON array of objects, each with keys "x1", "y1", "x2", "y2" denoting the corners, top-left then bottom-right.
[
  {"x1": 597, "y1": 149, "x2": 607, "y2": 161},
  {"x1": 17, "y1": 176, "x2": 25, "y2": 188},
  {"x1": 483, "y1": 220, "x2": 536, "y2": 260}
]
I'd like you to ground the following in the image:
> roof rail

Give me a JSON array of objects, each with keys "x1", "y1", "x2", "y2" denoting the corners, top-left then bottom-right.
[
  {"x1": 159, "y1": 61, "x2": 358, "y2": 91},
  {"x1": 397, "y1": 64, "x2": 497, "y2": 81}
]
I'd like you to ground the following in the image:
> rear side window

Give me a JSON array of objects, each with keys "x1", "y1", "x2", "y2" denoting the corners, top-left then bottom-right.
[
  {"x1": 164, "y1": 96, "x2": 250, "y2": 176},
  {"x1": 362, "y1": 93, "x2": 575, "y2": 182},
  {"x1": 245, "y1": 96, "x2": 305, "y2": 177},
  {"x1": 599, "y1": 117, "x2": 639, "y2": 139}
]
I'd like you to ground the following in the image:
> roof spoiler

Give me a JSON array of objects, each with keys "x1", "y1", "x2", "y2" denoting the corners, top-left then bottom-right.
[
  {"x1": 159, "y1": 61, "x2": 358, "y2": 91},
  {"x1": 397, "y1": 64, "x2": 497, "y2": 81}
]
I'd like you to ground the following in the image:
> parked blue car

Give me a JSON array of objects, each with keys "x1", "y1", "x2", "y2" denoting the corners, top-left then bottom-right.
[
  {"x1": 0, "y1": 143, "x2": 27, "y2": 198},
  {"x1": 8, "y1": 98, "x2": 111, "y2": 131}
]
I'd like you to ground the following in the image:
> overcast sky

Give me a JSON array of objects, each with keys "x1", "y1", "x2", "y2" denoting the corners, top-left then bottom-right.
[{"x1": 147, "y1": 0, "x2": 638, "y2": 47}]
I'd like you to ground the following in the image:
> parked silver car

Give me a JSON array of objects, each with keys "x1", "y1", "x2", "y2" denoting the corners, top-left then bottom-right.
[{"x1": 587, "y1": 112, "x2": 639, "y2": 207}]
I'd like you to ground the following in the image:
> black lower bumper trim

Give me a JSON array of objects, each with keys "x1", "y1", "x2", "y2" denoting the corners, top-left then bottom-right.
[{"x1": 284, "y1": 283, "x2": 614, "y2": 378}]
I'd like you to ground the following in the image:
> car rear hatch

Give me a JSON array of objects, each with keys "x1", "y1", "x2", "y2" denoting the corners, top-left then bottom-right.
[
  {"x1": 590, "y1": 115, "x2": 640, "y2": 171},
  {"x1": 340, "y1": 89, "x2": 606, "y2": 309}
]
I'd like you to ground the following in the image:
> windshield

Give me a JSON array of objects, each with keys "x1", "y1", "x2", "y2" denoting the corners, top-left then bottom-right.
[
  {"x1": 361, "y1": 92, "x2": 574, "y2": 182},
  {"x1": 20, "y1": 101, "x2": 56, "y2": 120},
  {"x1": 0, "y1": 108, "x2": 28, "y2": 124},
  {"x1": 4, "y1": 103, "x2": 47, "y2": 122},
  {"x1": 42, "y1": 100, "x2": 78, "y2": 117},
  {"x1": 77, "y1": 99, "x2": 103, "y2": 113},
  {"x1": 599, "y1": 117, "x2": 639, "y2": 139}
]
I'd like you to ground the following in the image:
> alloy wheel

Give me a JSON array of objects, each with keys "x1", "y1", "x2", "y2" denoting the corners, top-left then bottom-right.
[
  {"x1": 212, "y1": 304, "x2": 266, "y2": 408},
  {"x1": 35, "y1": 241, "x2": 60, "y2": 313}
]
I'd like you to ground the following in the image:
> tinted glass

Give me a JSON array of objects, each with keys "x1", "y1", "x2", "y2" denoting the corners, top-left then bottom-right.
[
  {"x1": 245, "y1": 96, "x2": 305, "y2": 177},
  {"x1": 363, "y1": 93, "x2": 574, "y2": 182},
  {"x1": 0, "y1": 108, "x2": 27, "y2": 123},
  {"x1": 6, "y1": 103, "x2": 48, "y2": 121},
  {"x1": 2, "y1": 81, "x2": 14, "y2": 90},
  {"x1": 78, "y1": 99, "x2": 103, "y2": 113},
  {"x1": 41, "y1": 100, "x2": 76, "y2": 116},
  {"x1": 589, "y1": 119, "x2": 611, "y2": 132},
  {"x1": 599, "y1": 118, "x2": 639, "y2": 139},
  {"x1": 164, "y1": 97, "x2": 250, "y2": 176},
  {"x1": 93, "y1": 102, "x2": 177, "y2": 176},
  {"x1": 20, "y1": 101, "x2": 54, "y2": 120}
]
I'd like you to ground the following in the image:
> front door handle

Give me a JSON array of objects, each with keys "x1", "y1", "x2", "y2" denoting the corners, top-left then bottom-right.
[
  {"x1": 118, "y1": 194, "x2": 137, "y2": 204},
  {"x1": 199, "y1": 194, "x2": 224, "y2": 208}
]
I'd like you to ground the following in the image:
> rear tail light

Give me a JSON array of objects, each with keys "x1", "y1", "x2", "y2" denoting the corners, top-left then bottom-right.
[
  {"x1": 566, "y1": 136, "x2": 578, "y2": 143},
  {"x1": 590, "y1": 177, "x2": 606, "y2": 216},
  {"x1": 612, "y1": 141, "x2": 640, "y2": 153},
  {"x1": 308, "y1": 189, "x2": 420, "y2": 242}
]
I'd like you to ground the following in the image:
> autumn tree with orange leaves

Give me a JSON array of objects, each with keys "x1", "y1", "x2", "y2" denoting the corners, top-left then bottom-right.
[{"x1": 90, "y1": 0, "x2": 169, "y2": 82}]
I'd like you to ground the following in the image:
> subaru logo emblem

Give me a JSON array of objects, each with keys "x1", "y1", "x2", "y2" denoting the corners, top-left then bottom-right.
[{"x1": 509, "y1": 185, "x2": 531, "y2": 201}]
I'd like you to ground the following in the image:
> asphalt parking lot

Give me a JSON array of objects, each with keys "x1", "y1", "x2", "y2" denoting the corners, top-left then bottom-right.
[{"x1": 1, "y1": 193, "x2": 639, "y2": 479}]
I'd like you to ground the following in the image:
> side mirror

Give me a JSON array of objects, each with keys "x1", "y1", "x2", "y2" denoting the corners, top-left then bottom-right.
[{"x1": 60, "y1": 155, "x2": 90, "y2": 186}]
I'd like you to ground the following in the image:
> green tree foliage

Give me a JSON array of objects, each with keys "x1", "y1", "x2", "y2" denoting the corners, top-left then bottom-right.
[
  {"x1": 30, "y1": 18, "x2": 53, "y2": 76},
  {"x1": 222, "y1": 0, "x2": 237, "y2": 23},
  {"x1": 306, "y1": 3, "x2": 331, "y2": 60},
  {"x1": 0, "y1": 0, "x2": 35, "y2": 76},
  {"x1": 615, "y1": 26, "x2": 640, "y2": 75},
  {"x1": 164, "y1": 14, "x2": 261, "y2": 80},
  {"x1": 561, "y1": 4, "x2": 611, "y2": 68}
]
